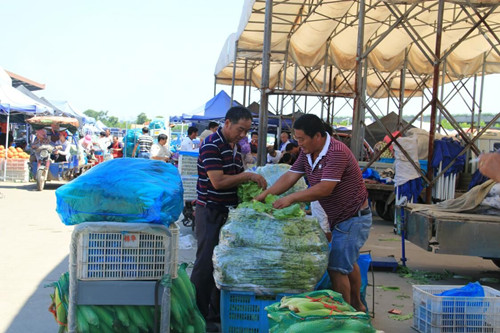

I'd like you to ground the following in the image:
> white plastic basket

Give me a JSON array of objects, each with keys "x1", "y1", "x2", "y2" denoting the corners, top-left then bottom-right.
[
  {"x1": 73, "y1": 222, "x2": 177, "y2": 280},
  {"x1": 182, "y1": 175, "x2": 198, "y2": 201},
  {"x1": 178, "y1": 154, "x2": 198, "y2": 176},
  {"x1": 413, "y1": 284, "x2": 500, "y2": 333}
]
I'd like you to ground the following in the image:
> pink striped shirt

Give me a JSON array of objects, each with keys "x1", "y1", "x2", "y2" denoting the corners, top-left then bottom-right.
[{"x1": 290, "y1": 133, "x2": 368, "y2": 228}]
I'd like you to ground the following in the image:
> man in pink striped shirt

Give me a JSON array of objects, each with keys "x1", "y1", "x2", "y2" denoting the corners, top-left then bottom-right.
[{"x1": 256, "y1": 114, "x2": 371, "y2": 312}]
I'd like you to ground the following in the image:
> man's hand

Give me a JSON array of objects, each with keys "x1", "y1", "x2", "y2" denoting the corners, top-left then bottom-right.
[
  {"x1": 325, "y1": 231, "x2": 332, "y2": 242},
  {"x1": 249, "y1": 173, "x2": 267, "y2": 189},
  {"x1": 272, "y1": 195, "x2": 294, "y2": 209},
  {"x1": 479, "y1": 153, "x2": 500, "y2": 182},
  {"x1": 254, "y1": 192, "x2": 267, "y2": 202}
]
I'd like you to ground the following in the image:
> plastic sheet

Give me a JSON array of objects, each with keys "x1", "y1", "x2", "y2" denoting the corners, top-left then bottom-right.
[
  {"x1": 56, "y1": 158, "x2": 183, "y2": 226},
  {"x1": 213, "y1": 207, "x2": 328, "y2": 294},
  {"x1": 253, "y1": 164, "x2": 308, "y2": 197}
]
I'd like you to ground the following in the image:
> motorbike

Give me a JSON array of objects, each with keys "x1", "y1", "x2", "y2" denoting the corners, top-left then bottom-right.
[{"x1": 34, "y1": 144, "x2": 55, "y2": 191}]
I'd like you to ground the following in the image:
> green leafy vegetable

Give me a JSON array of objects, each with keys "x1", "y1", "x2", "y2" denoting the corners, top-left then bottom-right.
[{"x1": 237, "y1": 181, "x2": 263, "y2": 202}]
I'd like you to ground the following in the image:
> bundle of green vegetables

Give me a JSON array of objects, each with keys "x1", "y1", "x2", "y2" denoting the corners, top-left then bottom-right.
[
  {"x1": 266, "y1": 290, "x2": 376, "y2": 333},
  {"x1": 213, "y1": 196, "x2": 328, "y2": 294},
  {"x1": 237, "y1": 164, "x2": 307, "y2": 202}
]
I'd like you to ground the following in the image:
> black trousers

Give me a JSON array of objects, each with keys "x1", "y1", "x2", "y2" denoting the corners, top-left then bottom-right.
[{"x1": 190, "y1": 204, "x2": 228, "y2": 322}]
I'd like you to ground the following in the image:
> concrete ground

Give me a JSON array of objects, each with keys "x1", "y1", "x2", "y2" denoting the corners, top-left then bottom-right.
[{"x1": 0, "y1": 181, "x2": 499, "y2": 333}]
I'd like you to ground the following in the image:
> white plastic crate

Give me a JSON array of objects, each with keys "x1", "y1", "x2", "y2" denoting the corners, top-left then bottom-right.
[
  {"x1": 73, "y1": 222, "x2": 177, "y2": 280},
  {"x1": 4, "y1": 169, "x2": 29, "y2": 182},
  {"x1": 182, "y1": 175, "x2": 198, "y2": 201},
  {"x1": 178, "y1": 154, "x2": 198, "y2": 176},
  {"x1": 413, "y1": 284, "x2": 500, "y2": 333}
]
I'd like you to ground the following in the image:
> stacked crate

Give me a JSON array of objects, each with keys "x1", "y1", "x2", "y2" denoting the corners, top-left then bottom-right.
[
  {"x1": 0, "y1": 158, "x2": 29, "y2": 182},
  {"x1": 178, "y1": 152, "x2": 199, "y2": 201},
  {"x1": 67, "y1": 222, "x2": 179, "y2": 333}
]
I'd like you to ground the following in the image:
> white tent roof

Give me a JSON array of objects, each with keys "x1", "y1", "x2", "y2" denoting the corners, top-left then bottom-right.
[
  {"x1": 0, "y1": 67, "x2": 53, "y2": 114},
  {"x1": 215, "y1": 0, "x2": 500, "y2": 98}
]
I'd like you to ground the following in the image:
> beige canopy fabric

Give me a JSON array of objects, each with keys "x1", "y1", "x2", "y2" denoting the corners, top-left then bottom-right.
[{"x1": 215, "y1": 0, "x2": 500, "y2": 98}]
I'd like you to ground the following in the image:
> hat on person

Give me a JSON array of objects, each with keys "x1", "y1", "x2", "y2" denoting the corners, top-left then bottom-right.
[{"x1": 84, "y1": 134, "x2": 92, "y2": 145}]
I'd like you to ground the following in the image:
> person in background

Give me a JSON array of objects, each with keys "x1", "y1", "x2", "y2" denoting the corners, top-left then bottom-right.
[
  {"x1": 132, "y1": 127, "x2": 154, "y2": 159},
  {"x1": 104, "y1": 128, "x2": 112, "y2": 148},
  {"x1": 180, "y1": 126, "x2": 199, "y2": 151},
  {"x1": 279, "y1": 131, "x2": 292, "y2": 152},
  {"x1": 52, "y1": 131, "x2": 71, "y2": 162},
  {"x1": 151, "y1": 133, "x2": 171, "y2": 162},
  {"x1": 97, "y1": 131, "x2": 109, "y2": 153},
  {"x1": 479, "y1": 152, "x2": 500, "y2": 182},
  {"x1": 250, "y1": 131, "x2": 259, "y2": 151},
  {"x1": 108, "y1": 136, "x2": 123, "y2": 158},
  {"x1": 48, "y1": 123, "x2": 60, "y2": 144},
  {"x1": 266, "y1": 145, "x2": 282, "y2": 164},
  {"x1": 199, "y1": 122, "x2": 220, "y2": 143},
  {"x1": 191, "y1": 106, "x2": 267, "y2": 333},
  {"x1": 255, "y1": 114, "x2": 371, "y2": 312},
  {"x1": 285, "y1": 142, "x2": 300, "y2": 159}
]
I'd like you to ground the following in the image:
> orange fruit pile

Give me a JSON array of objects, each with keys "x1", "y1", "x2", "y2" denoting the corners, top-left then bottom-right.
[{"x1": 0, "y1": 146, "x2": 30, "y2": 159}]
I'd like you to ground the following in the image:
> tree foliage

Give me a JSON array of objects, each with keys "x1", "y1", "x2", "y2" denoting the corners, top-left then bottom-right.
[{"x1": 136, "y1": 112, "x2": 150, "y2": 125}]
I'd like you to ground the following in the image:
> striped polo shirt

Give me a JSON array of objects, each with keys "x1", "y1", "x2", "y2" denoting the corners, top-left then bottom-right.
[
  {"x1": 290, "y1": 133, "x2": 368, "y2": 228},
  {"x1": 137, "y1": 134, "x2": 154, "y2": 152},
  {"x1": 196, "y1": 127, "x2": 244, "y2": 210}
]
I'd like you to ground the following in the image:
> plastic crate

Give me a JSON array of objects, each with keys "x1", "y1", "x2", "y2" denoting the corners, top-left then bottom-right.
[
  {"x1": 181, "y1": 175, "x2": 198, "y2": 201},
  {"x1": 413, "y1": 285, "x2": 500, "y2": 333},
  {"x1": 178, "y1": 154, "x2": 198, "y2": 176},
  {"x1": 221, "y1": 289, "x2": 295, "y2": 333},
  {"x1": 74, "y1": 222, "x2": 176, "y2": 280},
  {"x1": 4, "y1": 168, "x2": 29, "y2": 182}
]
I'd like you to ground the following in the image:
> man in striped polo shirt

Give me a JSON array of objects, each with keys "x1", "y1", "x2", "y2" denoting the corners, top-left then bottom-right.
[
  {"x1": 256, "y1": 114, "x2": 371, "y2": 312},
  {"x1": 131, "y1": 126, "x2": 154, "y2": 159},
  {"x1": 190, "y1": 106, "x2": 267, "y2": 331}
]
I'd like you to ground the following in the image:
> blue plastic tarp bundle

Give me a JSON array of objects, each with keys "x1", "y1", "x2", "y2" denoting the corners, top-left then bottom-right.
[
  {"x1": 432, "y1": 138, "x2": 466, "y2": 176},
  {"x1": 56, "y1": 158, "x2": 183, "y2": 226}
]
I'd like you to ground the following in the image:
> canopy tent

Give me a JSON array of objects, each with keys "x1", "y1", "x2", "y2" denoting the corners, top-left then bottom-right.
[
  {"x1": 215, "y1": 0, "x2": 500, "y2": 98},
  {"x1": 16, "y1": 85, "x2": 63, "y2": 115},
  {"x1": 49, "y1": 100, "x2": 94, "y2": 126},
  {"x1": 182, "y1": 90, "x2": 242, "y2": 121},
  {"x1": 95, "y1": 120, "x2": 108, "y2": 131}
]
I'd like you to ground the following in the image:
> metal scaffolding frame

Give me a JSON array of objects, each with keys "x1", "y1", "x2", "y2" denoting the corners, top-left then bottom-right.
[{"x1": 215, "y1": 0, "x2": 500, "y2": 200}]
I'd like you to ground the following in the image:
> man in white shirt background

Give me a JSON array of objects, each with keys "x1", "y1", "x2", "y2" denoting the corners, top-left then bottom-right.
[
  {"x1": 180, "y1": 126, "x2": 199, "y2": 151},
  {"x1": 151, "y1": 133, "x2": 171, "y2": 162},
  {"x1": 279, "y1": 131, "x2": 292, "y2": 152}
]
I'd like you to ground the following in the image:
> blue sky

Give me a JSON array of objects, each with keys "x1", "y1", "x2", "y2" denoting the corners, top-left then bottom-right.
[{"x1": 2, "y1": 0, "x2": 245, "y2": 121}]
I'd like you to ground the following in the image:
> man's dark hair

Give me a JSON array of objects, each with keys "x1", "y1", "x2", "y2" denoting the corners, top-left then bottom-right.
[
  {"x1": 99, "y1": 131, "x2": 106, "y2": 137},
  {"x1": 293, "y1": 114, "x2": 327, "y2": 138},
  {"x1": 158, "y1": 134, "x2": 167, "y2": 141},
  {"x1": 142, "y1": 126, "x2": 149, "y2": 134},
  {"x1": 208, "y1": 121, "x2": 219, "y2": 130},
  {"x1": 285, "y1": 141, "x2": 298, "y2": 152},
  {"x1": 225, "y1": 106, "x2": 253, "y2": 124},
  {"x1": 251, "y1": 131, "x2": 258, "y2": 137},
  {"x1": 187, "y1": 126, "x2": 198, "y2": 135},
  {"x1": 279, "y1": 152, "x2": 293, "y2": 165}
]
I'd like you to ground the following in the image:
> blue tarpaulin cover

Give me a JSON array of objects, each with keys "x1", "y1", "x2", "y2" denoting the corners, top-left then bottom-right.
[{"x1": 55, "y1": 158, "x2": 183, "y2": 226}]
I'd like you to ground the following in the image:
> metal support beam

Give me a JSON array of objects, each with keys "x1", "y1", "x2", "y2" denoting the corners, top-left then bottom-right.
[
  {"x1": 426, "y1": 0, "x2": 445, "y2": 204},
  {"x1": 257, "y1": 0, "x2": 272, "y2": 166}
]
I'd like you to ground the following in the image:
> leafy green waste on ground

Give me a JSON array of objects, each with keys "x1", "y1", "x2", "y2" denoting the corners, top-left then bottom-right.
[
  {"x1": 389, "y1": 313, "x2": 413, "y2": 321},
  {"x1": 397, "y1": 266, "x2": 454, "y2": 284},
  {"x1": 378, "y1": 238, "x2": 400, "y2": 242},
  {"x1": 379, "y1": 285, "x2": 400, "y2": 291},
  {"x1": 396, "y1": 294, "x2": 411, "y2": 300}
]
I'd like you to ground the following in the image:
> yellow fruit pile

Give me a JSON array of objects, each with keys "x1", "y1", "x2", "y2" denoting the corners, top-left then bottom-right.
[{"x1": 0, "y1": 145, "x2": 30, "y2": 159}]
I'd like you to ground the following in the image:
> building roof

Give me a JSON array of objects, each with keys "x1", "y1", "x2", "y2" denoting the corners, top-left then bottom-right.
[{"x1": 5, "y1": 70, "x2": 45, "y2": 91}]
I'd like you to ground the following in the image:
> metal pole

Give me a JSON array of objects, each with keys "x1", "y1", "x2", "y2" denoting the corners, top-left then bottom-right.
[
  {"x1": 243, "y1": 58, "x2": 248, "y2": 106},
  {"x1": 351, "y1": 0, "x2": 366, "y2": 160},
  {"x1": 230, "y1": 40, "x2": 238, "y2": 104},
  {"x1": 425, "y1": 0, "x2": 445, "y2": 204},
  {"x1": 257, "y1": 0, "x2": 272, "y2": 166}
]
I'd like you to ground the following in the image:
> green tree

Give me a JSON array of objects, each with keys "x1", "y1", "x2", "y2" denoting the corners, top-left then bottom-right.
[
  {"x1": 136, "y1": 113, "x2": 150, "y2": 125},
  {"x1": 83, "y1": 109, "x2": 109, "y2": 122}
]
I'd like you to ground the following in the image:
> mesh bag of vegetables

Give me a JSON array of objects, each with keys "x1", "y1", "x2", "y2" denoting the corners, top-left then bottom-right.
[
  {"x1": 237, "y1": 164, "x2": 308, "y2": 202},
  {"x1": 213, "y1": 198, "x2": 329, "y2": 294},
  {"x1": 56, "y1": 158, "x2": 183, "y2": 226},
  {"x1": 265, "y1": 290, "x2": 376, "y2": 333}
]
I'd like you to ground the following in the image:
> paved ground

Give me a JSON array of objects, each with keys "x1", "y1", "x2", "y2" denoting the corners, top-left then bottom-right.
[{"x1": 0, "y1": 180, "x2": 499, "y2": 333}]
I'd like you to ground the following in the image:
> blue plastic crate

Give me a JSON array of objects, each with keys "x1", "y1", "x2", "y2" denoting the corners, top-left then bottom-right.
[{"x1": 221, "y1": 289, "x2": 294, "y2": 333}]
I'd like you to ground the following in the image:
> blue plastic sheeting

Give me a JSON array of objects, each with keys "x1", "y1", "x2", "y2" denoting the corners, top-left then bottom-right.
[
  {"x1": 396, "y1": 178, "x2": 423, "y2": 203},
  {"x1": 435, "y1": 282, "x2": 484, "y2": 297},
  {"x1": 55, "y1": 158, "x2": 183, "y2": 226},
  {"x1": 362, "y1": 168, "x2": 381, "y2": 182},
  {"x1": 432, "y1": 138, "x2": 466, "y2": 176}
]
